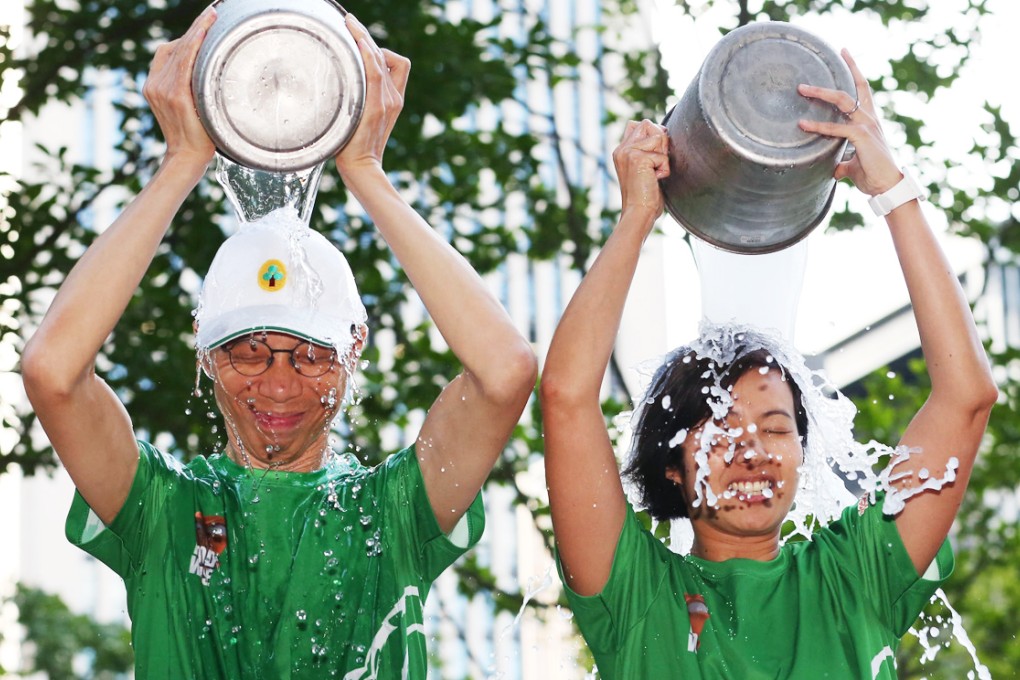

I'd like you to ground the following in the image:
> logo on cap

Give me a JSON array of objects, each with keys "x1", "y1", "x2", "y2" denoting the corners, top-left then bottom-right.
[{"x1": 258, "y1": 260, "x2": 287, "y2": 292}]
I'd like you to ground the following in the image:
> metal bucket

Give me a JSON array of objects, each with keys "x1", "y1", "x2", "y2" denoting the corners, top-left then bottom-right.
[
  {"x1": 192, "y1": 0, "x2": 365, "y2": 172},
  {"x1": 660, "y1": 22, "x2": 854, "y2": 254}
]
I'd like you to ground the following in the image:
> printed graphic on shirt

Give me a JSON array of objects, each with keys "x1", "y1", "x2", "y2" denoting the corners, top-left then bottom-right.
[
  {"x1": 190, "y1": 512, "x2": 227, "y2": 586},
  {"x1": 685, "y1": 593, "x2": 710, "y2": 653}
]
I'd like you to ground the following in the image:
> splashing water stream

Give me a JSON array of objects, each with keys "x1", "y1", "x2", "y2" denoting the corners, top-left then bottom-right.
[
  {"x1": 912, "y1": 589, "x2": 991, "y2": 679},
  {"x1": 196, "y1": 153, "x2": 363, "y2": 478},
  {"x1": 486, "y1": 566, "x2": 557, "y2": 680},
  {"x1": 216, "y1": 153, "x2": 325, "y2": 225}
]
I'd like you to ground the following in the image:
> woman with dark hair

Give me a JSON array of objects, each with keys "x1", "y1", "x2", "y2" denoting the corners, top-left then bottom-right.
[
  {"x1": 540, "y1": 50, "x2": 997, "y2": 678},
  {"x1": 624, "y1": 346, "x2": 810, "y2": 524}
]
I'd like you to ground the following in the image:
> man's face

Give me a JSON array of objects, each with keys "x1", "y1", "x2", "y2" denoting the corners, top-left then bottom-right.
[{"x1": 206, "y1": 331, "x2": 356, "y2": 471}]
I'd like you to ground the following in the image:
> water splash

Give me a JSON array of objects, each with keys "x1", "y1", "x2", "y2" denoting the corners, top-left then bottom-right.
[
  {"x1": 907, "y1": 589, "x2": 992, "y2": 679},
  {"x1": 509, "y1": 567, "x2": 554, "y2": 631},
  {"x1": 486, "y1": 566, "x2": 556, "y2": 680},
  {"x1": 639, "y1": 321, "x2": 958, "y2": 541},
  {"x1": 216, "y1": 153, "x2": 325, "y2": 225},
  {"x1": 873, "y1": 448, "x2": 959, "y2": 515}
]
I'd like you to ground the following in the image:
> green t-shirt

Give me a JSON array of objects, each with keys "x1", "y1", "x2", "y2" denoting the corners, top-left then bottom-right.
[
  {"x1": 562, "y1": 498, "x2": 953, "y2": 679},
  {"x1": 65, "y1": 441, "x2": 484, "y2": 679}
]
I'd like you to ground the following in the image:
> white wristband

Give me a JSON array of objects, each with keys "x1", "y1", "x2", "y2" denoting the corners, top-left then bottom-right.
[{"x1": 868, "y1": 169, "x2": 927, "y2": 217}]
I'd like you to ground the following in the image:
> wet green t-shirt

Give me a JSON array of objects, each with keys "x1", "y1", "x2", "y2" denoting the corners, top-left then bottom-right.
[
  {"x1": 65, "y1": 441, "x2": 484, "y2": 679},
  {"x1": 562, "y1": 497, "x2": 953, "y2": 679}
]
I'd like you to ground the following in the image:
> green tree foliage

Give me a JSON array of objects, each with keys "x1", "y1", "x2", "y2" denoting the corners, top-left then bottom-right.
[
  {"x1": 2, "y1": 0, "x2": 1017, "y2": 677},
  {"x1": 1, "y1": 584, "x2": 132, "y2": 678}
]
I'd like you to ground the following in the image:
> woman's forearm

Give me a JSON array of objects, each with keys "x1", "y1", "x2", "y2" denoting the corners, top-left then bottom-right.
[
  {"x1": 886, "y1": 199, "x2": 996, "y2": 407},
  {"x1": 543, "y1": 206, "x2": 657, "y2": 399}
]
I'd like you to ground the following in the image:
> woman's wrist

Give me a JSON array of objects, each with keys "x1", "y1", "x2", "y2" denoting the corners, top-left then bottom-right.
[{"x1": 868, "y1": 168, "x2": 927, "y2": 216}]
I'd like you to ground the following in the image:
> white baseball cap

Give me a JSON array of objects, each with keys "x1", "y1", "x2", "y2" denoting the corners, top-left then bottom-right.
[{"x1": 195, "y1": 208, "x2": 366, "y2": 352}]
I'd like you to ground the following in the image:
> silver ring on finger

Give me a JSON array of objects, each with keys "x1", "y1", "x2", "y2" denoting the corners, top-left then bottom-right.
[{"x1": 841, "y1": 99, "x2": 860, "y2": 118}]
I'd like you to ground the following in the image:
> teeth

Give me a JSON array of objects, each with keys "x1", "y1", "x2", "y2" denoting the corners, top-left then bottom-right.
[{"x1": 727, "y1": 480, "x2": 772, "y2": 495}]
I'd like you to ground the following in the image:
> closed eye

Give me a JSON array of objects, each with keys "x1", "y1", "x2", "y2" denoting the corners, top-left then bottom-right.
[{"x1": 760, "y1": 414, "x2": 796, "y2": 436}]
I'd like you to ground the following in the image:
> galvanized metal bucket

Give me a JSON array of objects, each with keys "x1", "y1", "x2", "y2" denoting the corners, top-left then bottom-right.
[
  {"x1": 192, "y1": 0, "x2": 366, "y2": 172},
  {"x1": 660, "y1": 21, "x2": 855, "y2": 254}
]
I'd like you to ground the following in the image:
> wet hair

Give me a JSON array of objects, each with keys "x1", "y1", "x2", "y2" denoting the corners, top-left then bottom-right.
[{"x1": 622, "y1": 347, "x2": 809, "y2": 522}]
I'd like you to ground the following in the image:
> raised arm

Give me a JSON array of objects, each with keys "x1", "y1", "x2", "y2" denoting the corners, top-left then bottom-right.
[
  {"x1": 336, "y1": 15, "x2": 536, "y2": 534},
  {"x1": 540, "y1": 120, "x2": 670, "y2": 596},
  {"x1": 799, "y1": 50, "x2": 997, "y2": 574},
  {"x1": 20, "y1": 9, "x2": 217, "y2": 525}
]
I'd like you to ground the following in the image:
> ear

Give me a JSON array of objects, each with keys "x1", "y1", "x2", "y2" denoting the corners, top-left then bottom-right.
[
  {"x1": 342, "y1": 323, "x2": 369, "y2": 371},
  {"x1": 194, "y1": 319, "x2": 215, "y2": 379},
  {"x1": 665, "y1": 466, "x2": 683, "y2": 486},
  {"x1": 198, "y1": 350, "x2": 215, "y2": 380},
  {"x1": 352, "y1": 323, "x2": 369, "y2": 356}
]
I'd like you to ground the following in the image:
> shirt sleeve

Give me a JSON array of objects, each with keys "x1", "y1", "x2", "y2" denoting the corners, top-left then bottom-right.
[
  {"x1": 376, "y1": 446, "x2": 485, "y2": 583},
  {"x1": 817, "y1": 496, "x2": 955, "y2": 637},
  {"x1": 64, "y1": 440, "x2": 185, "y2": 578},
  {"x1": 557, "y1": 504, "x2": 672, "y2": 655}
]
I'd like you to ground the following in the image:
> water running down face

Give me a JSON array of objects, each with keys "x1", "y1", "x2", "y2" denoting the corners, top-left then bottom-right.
[
  {"x1": 206, "y1": 330, "x2": 364, "y2": 472},
  {"x1": 666, "y1": 367, "x2": 804, "y2": 547}
]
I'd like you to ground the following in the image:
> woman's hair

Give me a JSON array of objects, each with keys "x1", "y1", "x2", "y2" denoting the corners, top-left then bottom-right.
[{"x1": 623, "y1": 347, "x2": 809, "y2": 521}]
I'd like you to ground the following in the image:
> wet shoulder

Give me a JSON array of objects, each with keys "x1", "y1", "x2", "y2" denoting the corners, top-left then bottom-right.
[
  {"x1": 349, "y1": 446, "x2": 421, "y2": 496},
  {"x1": 372, "y1": 446, "x2": 417, "y2": 475},
  {"x1": 137, "y1": 441, "x2": 213, "y2": 491},
  {"x1": 790, "y1": 499, "x2": 876, "y2": 572},
  {"x1": 619, "y1": 507, "x2": 700, "y2": 590}
]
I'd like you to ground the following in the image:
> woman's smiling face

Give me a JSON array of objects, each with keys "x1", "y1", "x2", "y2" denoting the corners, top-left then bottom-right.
[{"x1": 668, "y1": 366, "x2": 804, "y2": 547}]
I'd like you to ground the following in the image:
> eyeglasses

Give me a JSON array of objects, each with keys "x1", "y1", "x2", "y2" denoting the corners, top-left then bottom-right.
[{"x1": 223, "y1": 337, "x2": 337, "y2": 377}]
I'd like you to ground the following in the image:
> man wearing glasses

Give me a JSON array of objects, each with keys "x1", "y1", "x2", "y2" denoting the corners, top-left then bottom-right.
[{"x1": 21, "y1": 10, "x2": 536, "y2": 679}]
